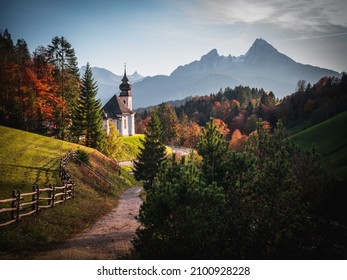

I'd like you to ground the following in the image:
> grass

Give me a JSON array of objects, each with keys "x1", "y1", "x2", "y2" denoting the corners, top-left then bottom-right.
[
  {"x1": 0, "y1": 126, "x2": 139, "y2": 258},
  {"x1": 0, "y1": 125, "x2": 93, "y2": 198},
  {"x1": 290, "y1": 110, "x2": 347, "y2": 181},
  {"x1": 117, "y1": 134, "x2": 144, "y2": 161}
]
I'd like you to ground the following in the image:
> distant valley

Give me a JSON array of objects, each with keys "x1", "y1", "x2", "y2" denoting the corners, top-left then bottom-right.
[{"x1": 84, "y1": 38, "x2": 340, "y2": 109}]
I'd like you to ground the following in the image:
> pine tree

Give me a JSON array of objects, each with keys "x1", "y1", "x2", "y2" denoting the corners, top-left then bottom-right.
[
  {"x1": 73, "y1": 63, "x2": 103, "y2": 148},
  {"x1": 197, "y1": 118, "x2": 229, "y2": 186},
  {"x1": 47, "y1": 36, "x2": 80, "y2": 140},
  {"x1": 133, "y1": 112, "x2": 166, "y2": 191}
]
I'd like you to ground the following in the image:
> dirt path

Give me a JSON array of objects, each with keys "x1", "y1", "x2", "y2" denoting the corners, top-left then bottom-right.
[{"x1": 33, "y1": 186, "x2": 143, "y2": 259}]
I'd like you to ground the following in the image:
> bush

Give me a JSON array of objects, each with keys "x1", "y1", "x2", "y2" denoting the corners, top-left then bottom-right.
[{"x1": 75, "y1": 149, "x2": 89, "y2": 165}]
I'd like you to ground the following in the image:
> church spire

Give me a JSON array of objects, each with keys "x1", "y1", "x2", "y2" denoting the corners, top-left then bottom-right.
[
  {"x1": 122, "y1": 63, "x2": 128, "y2": 83},
  {"x1": 119, "y1": 62, "x2": 132, "y2": 96}
]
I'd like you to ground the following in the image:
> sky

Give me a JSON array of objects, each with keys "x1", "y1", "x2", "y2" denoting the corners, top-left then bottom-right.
[{"x1": 1, "y1": 0, "x2": 346, "y2": 77}]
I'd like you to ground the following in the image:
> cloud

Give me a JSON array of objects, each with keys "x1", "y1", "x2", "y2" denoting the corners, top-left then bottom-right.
[{"x1": 181, "y1": 0, "x2": 347, "y2": 31}]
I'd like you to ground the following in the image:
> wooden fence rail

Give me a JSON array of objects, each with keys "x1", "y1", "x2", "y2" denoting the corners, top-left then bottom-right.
[{"x1": 0, "y1": 152, "x2": 75, "y2": 227}]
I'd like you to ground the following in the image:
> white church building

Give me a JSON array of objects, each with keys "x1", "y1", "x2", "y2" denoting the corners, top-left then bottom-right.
[{"x1": 102, "y1": 67, "x2": 135, "y2": 136}]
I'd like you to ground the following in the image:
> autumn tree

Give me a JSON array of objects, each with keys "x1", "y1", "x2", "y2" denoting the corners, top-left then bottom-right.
[
  {"x1": 157, "y1": 103, "x2": 180, "y2": 145},
  {"x1": 181, "y1": 121, "x2": 201, "y2": 148},
  {"x1": 73, "y1": 63, "x2": 103, "y2": 148},
  {"x1": 20, "y1": 55, "x2": 64, "y2": 132},
  {"x1": 103, "y1": 122, "x2": 123, "y2": 158},
  {"x1": 0, "y1": 30, "x2": 63, "y2": 132},
  {"x1": 229, "y1": 129, "x2": 247, "y2": 151},
  {"x1": 212, "y1": 118, "x2": 230, "y2": 138}
]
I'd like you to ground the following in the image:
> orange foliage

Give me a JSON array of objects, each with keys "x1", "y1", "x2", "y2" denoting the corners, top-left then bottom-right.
[
  {"x1": 213, "y1": 118, "x2": 230, "y2": 136},
  {"x1": 229, "y1": 129, "x2": 247, "y2": 151},
  {"x1": 182, "y1": 122, "x2": 201, "y2": 148},
  {"x1": 21, "y1": 62, "x2": 65, "y2": 121},
  {"x1": 231, "y1": 99, "x2": 240, "y2": 108}
]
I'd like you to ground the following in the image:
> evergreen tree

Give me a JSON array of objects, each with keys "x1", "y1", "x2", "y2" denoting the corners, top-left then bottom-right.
[
  {"x1": 133, "y1": 112, "x2": 166, "y2": 191},
  {"x1": 73, "y1": 63, "x2": 103, "y2": 148},
  {"x1": 134, "y1": 155, "x2": 227, "y2": 259},
  {"x1": 197, "y1": 118, "x2": 229, "y2": 186},
  {"x1": 47, "y1": 36, "x2": 80, "y2": 140}
]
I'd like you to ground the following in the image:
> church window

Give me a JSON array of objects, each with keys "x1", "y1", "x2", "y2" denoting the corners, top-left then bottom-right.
[{"x1": 124, "y1": 119, "x2": 127, "y2": 129}]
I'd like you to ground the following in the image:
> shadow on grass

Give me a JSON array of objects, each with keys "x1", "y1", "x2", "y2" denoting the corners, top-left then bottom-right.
[{"x1": 0, "y1": 162, "x2": 59, "y2": 189}]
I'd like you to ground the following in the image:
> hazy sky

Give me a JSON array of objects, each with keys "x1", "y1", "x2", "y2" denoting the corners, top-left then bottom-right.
[{"x1": 1, "y1": 0, "x2": 346, "y2": 76}]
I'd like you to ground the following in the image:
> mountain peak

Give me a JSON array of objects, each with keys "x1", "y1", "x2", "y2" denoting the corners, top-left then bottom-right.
[
  {"x1": 247, "y1": 38, "x2": 277, "y2": 54},
  {"x1": 244, "y1": 38, "x2": 287, "y2": 64},
  {"x1": 253, "y1": 38, "x2": 270, "y2": 47},
  {"x1": 201, "y1": 49, "x2": 220, "y2": 61}
]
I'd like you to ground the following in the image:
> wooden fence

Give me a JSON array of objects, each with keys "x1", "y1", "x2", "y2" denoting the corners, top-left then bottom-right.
[{"x1": 0, "y1": 152, "x2": 75, "y2": 227}]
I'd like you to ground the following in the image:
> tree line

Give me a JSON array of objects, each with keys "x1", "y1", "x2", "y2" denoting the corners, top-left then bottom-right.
[
  {"x1": 0, "y1": 29, "x2": 121, "y2": 156},
  {"x1": 136, "y1": 74, "x2": 347, "y2": 151}
]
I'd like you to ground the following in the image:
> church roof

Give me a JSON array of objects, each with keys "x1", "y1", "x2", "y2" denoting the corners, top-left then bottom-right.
[{"x1": 102, "y1": 94, "x2": 134, "y2": 119}]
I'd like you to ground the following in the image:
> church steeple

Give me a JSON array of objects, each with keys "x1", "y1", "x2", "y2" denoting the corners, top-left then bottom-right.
[
  {"x1": 118, "y1": 63, "x2": 133, "y2": 111},
  {"x1": 119, "y1": 63, "x2": 132, "y2": 96}
]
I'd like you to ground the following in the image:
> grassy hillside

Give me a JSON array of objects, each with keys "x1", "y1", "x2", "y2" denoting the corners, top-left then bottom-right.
[
  {"x1": 118, "y1": 134, "x2": 144, "y2": 161},
  {"x1": 290, "y1": 111, "x2": 347, "y2": 181},
  {"x1": 0, "y1": 126, "x2": 93, "y2": 198},
  {"x1": 0, "y1": 126, "x2": 138, "y2": 258}
]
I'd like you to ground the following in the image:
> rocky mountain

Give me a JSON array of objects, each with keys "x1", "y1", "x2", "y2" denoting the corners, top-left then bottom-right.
[
  {"x1": 131, "y1": 38, "x2": 339, "y2": 108},
  {"x1": 79, "y1": 66, "x2": 144, "y2": 105}
]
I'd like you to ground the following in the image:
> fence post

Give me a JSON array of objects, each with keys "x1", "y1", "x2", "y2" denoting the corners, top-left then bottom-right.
[
  {"x1": 64, "y1": 183, "x2": 68, "y2": 202},
  {"x1": 15, "y1": 190, "x2": 20, "y2": 221},
  {"x1": 48, "y1": 184, "x2": 52, "y2": 207},
  {"x1": 11, "y1": 190, "x2": 16, "y2": 221},
  {"x1": 52, "y1": 185, "x2": 55, "y2": 207},
  {"x1": 32, "y1": 185, "x2": 36, "y2": 212},
  {"x1": 36, "y1": 186, "x2": 40, "y2": 214}
]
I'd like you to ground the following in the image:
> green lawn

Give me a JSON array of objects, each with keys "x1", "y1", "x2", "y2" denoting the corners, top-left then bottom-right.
[
  {"x1": 0, "y1": 125, "x2": 93, "y2": 198},
  {"x1": 290, "y1": 111, "x2": 347, "y2": 181},
  {"x1": 117, "y1": 134, "x2": 144, "y2": 161}
]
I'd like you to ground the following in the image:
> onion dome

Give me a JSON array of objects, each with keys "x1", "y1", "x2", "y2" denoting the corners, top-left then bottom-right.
[{"x1": 119, "y1": 64, "x2": 132, "y2": 96}]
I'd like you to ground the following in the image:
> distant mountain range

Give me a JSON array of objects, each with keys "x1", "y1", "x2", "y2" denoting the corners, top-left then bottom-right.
[
  {"x1": 79, "y1": 66, "x2": 144, "y2": 106},
  {"x1": 83, "y1": 38, "x2": 340, "y2": 109}
]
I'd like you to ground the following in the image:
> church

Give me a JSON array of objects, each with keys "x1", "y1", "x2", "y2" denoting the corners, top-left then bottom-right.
[{"x1": 102, "y1": 66, "x2": 135, "y2": 136}]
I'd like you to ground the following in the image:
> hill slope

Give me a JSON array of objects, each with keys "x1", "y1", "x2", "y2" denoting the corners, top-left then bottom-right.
[
  {"x1": 290, "y1": 111, "x2": 347, "y2": 181},
  {"x1": 0, "y1": 126, "x2": 94, "y2": 197},
  {"x1": 0, "y1": 126, "x2": 138, "y2": 257}
]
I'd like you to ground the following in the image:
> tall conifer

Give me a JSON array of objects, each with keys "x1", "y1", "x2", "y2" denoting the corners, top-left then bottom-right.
[
  {"x1": 47, "y1": 36, "x2": 80, "y2": 140},
  {"x1": 73, "y1": 63, "x2": 103, "y2": 148},
  {"x1": 133, "y1": 112, "x2": 166, "y2": 190}
]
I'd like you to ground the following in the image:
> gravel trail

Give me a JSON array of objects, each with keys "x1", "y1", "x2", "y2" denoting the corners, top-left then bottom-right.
[{"x1": 34, "y1": 186, "x2": 142, "y2": 259}]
